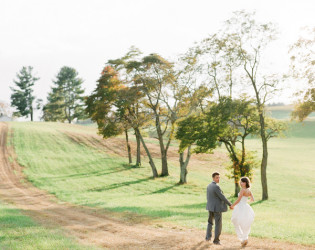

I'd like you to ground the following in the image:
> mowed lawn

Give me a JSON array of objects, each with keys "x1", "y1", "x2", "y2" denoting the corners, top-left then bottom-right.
[
  {"x1": 0, "y1": 201, "x2": 93, "y2": 250},
  {"x1": 10, "y1": 121, "x2": 315, "y2": 245}
]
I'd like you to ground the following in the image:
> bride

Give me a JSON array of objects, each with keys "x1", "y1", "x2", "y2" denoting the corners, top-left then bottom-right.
[{"x1": 230, "y1": 177, "x2": 255, "y2": 247}]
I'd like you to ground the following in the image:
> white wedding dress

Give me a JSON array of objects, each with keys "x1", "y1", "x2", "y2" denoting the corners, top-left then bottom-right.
[{"x1": 231, "y1": 193, "x2": 255, "y2": 242}]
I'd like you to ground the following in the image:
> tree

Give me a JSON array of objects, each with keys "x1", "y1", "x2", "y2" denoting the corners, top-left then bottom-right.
[
  {"x1": 117, "y1": 85, "x2": 159, "y2": 177},
  {"x1": 209, "y1": 97, "x2": 260, "y2": 196},
  {"x1": 171, "y1": 49, "x2": 213, "y2": 184},
  {"x1": 10, "y1": 66, "x2": 39, "y2": 121},
  {"x1": 85, "y1": 66, "x2": 133, "y2": 164},
  {"x1": 43, "y1": 66, "x2": 86, "y2": 123},
  {"x1": 177, "y1": 96, "x2": 286, "y2": 195},
  {"x1": 289, "y1": 27, "x2": 315, "y2": 121},
  {"x1": 176, "y1": 97, "x2": 259, "y2": 194},
  {"x1": 176, "y1": 114, "x2": 213, "y2": 183},
  {"x1": 222, "y1": 11, "x2": 280, "y2": 200},
  {"x1": 85, "y1": 65, "x2": 158, "y2": 176},
  {"x1": 198, "y1": 32, "x2": 241, "y2": 101},
  {"x1": 126, "y1": 53, "x2": 176, "y2": 176},
  {"x1": 108, "y1": 47, "x2": 144, "y2": 167}
]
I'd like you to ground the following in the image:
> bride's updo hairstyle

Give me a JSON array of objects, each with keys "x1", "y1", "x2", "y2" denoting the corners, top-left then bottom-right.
[{"x1": 240, "y1": 177, "x2": 251, "y2": 188}]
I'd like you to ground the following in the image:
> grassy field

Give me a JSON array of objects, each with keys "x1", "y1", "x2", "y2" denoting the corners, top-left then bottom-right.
[
  {"x1": 8, "y1": 118, "x2": 315, "y2": 246},
  {"x1": 0, "y1": 201, "x2": 93, "y2": 250}
]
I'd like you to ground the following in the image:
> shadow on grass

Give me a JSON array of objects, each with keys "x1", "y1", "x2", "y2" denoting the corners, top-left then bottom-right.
[
  {"x1": 88, "y1": 177, "x2": 152, "y2": 192},
  {"x1": 124, "y1": 163, "x2": 144, "y2": 169},
  {"x1": 250, "y1": 199, "x2": 266, "y2": 206},
  {"x1": 38, "y1": 162, "x2": 135, "y2": 181},
  {"x1": 149, "y1": 184, "x2": 178, "y2": 194}
]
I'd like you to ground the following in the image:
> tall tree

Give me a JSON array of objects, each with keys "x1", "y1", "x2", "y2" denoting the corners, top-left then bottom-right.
[
  {"x1": 86, "y1": 65, "x2": 158, "y2": 177},
  {"x1": 117, "y1": 85, "x2": 159, "y2": 177},
  {"x1": 108, "y1": 47, "x2": 144, "y2": 167},
  {"x1": 176, "y1": 97, "x2": 258, "y2": 194},
  {"x1": 223, "y1": 11, "x2": 280, "y2": 200},
  {"x1": 85, "y1": 66, "x2": 132, "y2": 164},
  {"x1": 289, "y1": 27, "x2": 315, "y2": 121},
  {"x1": 10, "y1": 66, "x2": 39, "y2": 121},
  {"x1": 171, "y1": 49, "x2": 213, "y2": 184},
  {"x1": 176, "y1": 96, "x2": 286, "y2": 195},
  {"x1": 43, "y1": 66, "x2": 86, "y2": 123},
  {"x1": 199, "y1": 32, "x2": 241, "y2": 101},
  {"x1": 208, "y1": 97, "x2": 260, "y2": 196},
  {"x1": 194, "y1": 11, "x2": 282, "y2": 199},
  {"x1": 127, "y1": 53, "x2": 175, "y2": 176}
]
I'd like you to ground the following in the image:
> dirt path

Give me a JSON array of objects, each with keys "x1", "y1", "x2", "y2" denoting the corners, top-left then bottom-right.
[{"x1": 0, "y1": 122, "x2": 312, "y2": 250}]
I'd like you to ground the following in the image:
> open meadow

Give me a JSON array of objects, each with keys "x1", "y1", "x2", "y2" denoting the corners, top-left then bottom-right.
[{"x1": 5, "y1": 108, "x2": 315, "y2": 247}]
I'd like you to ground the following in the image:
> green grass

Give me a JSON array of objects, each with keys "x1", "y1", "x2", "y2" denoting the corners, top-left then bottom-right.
[
  {"x1": 0, "y1": 201, "x2": 94, "y2": 250},
  {"x1": 9, "y1": 121, "x2": 315, "y2": 245}
]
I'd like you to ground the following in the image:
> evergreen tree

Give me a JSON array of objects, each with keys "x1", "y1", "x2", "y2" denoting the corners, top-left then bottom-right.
[
  {"x1": 10, "y1": 66, "x2": 39, "y2": 121},
  {"x1": 43, "y1": 66, "x2": 86, "y2": 123}
]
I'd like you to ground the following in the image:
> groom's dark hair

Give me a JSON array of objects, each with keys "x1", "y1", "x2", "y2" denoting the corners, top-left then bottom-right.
[{"x1": 212, "y1": 172, "x2": 220, "y2": 178}]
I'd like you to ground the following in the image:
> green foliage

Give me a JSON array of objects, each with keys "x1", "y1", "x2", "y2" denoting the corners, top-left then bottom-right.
[
  {"x1": 85, "y1": 66, "x2": 130, "y2": 138},
  {"x1": 43, "y1": 66, "x2": 86, "y2": 123},
  {"x1": 177, "y1": 97, "x2": 263, "y2": 187},
  {"x1": 176, "y1": 114, "x2": 218, "y2": 154},
  {"x1": 225, "y1": 149, "x2": 259, "y2": 182},
  {"x1": 176, "y1": 97, "x2": 260, "y2": 153},
  {"x1": 264, "y1": 116, "x2": 289, "y2": 140},
  {"x1": 10, "y1": 66, "x2": 39, "y2": 121}
]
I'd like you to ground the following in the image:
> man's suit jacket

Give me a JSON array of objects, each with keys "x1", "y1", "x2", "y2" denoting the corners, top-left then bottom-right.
[{"x1": 206, "y1": 181, "x2": 232, "y2": 212}]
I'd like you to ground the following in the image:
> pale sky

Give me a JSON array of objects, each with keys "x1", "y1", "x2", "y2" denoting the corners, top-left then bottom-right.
[{"x1": 1, "y1": 0, "x2": 314, "y2": 118}]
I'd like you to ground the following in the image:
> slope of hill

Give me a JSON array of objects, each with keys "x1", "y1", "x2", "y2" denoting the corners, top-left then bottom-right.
[{"x1": 4, "y1": 121, "x2": 314, "y2": 247}]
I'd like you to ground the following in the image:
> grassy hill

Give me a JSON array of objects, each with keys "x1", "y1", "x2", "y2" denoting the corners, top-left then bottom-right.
[{"x1": 8, "y1": 119, "x2": 315, "y2": 245}]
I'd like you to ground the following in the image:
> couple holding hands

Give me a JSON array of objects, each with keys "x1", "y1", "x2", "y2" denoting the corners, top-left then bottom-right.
[{"x1": 206, "y1": 172, "x2": 255, "y2": 247}]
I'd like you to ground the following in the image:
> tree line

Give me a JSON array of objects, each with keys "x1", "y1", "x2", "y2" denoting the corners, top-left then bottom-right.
[
  {"x1": 10, "y1": 66, "x2": 86, "y2": 123},
  {"x1": 10, "y1": 11, "x2": 314, "y2": 200}
]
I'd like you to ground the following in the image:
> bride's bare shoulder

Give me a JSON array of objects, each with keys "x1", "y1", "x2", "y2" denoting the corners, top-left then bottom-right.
[{"x1": 244, "y1": 188, "x2": 251, "y2": 196}]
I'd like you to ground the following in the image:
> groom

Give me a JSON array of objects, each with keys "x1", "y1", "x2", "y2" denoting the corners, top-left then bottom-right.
[{"x1": 205, "y1": 172, "x2": 232, "y2": 245}]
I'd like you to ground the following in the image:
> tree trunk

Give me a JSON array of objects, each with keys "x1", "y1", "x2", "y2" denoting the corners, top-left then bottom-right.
[
  {"x1": 125, "y1": 129, "x2": 132, "y2": 165},
  {"x1": 259, "y1": 113, "x2": 269, "y2": 200},
  {"x1": 135, "y1": 128, "x2": 158, "y2": 178},
  {"x1": 30, "y1": 106, "x2": 33, "y2": 121},
  {"x1": 234, "y1": 182, "x2": 240, "y2": 197},
  {"x1": 134, "y1": 128, "x2": 141, "y2": 166},
  {"x1": 179, "y1": 155, "x2": 188, "y2": 184},
  {"x1": 161, "y1": 150, "x2": 168, "y2": 177},
  {"x1": 245, "y1": 60, "x2": 270, "y2": 200},
  {"x1": 68, "y1": 107, "x2": 71, "y2": 123},
  {"x1": 179, "y1": 146, "x2": 191, "y2": 184},
  {"x1": 155, "y1": 114, "x2": 169, "y2": 176}
]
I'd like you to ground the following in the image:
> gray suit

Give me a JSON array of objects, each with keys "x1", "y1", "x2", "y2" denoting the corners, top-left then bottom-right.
[{"x1": 205, "y1": 181, "x2": 232, "y2": 243}]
